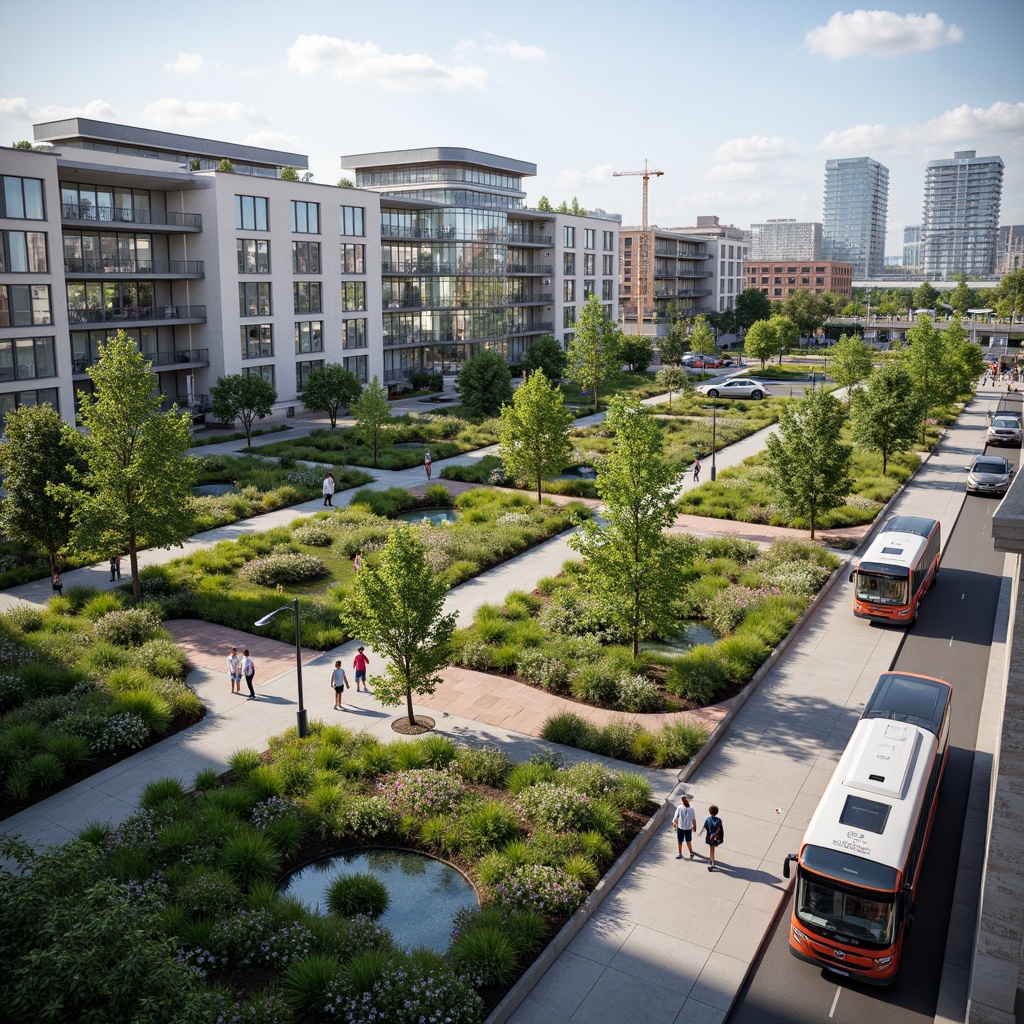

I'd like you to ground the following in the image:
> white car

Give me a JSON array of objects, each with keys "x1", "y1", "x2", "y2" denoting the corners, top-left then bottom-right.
[{"x1": 695, "y1": 377, "x2": 767, "y2": 400}]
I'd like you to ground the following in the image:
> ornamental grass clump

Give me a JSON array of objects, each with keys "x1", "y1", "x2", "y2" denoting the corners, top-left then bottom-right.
[
  {"x1": 451, "y1": 744, "x2": 512, "y2": 787},
  {"x1": 326, "y1": 872, "x2": 390, "y2": 919}
]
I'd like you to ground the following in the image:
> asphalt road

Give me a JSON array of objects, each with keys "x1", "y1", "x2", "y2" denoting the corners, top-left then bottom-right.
[{"x1": 728, "y1": 442, "x2": 1017, "y2": 1023}]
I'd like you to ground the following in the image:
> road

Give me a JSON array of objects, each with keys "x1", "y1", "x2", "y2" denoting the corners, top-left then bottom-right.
[{"x1": 728, "y1": 418, "x2": 1019, "y2": 1023}]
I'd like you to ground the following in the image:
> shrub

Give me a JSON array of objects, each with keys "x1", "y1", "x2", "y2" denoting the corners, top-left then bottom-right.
[
  {"x1": 112, "y1": 690, "x2": 172, "y2": 734},
  {"x1": 129, "y1": 639, "x2": 189, "y2": 678},
  {"x1": 104, "y1": 666, "x2": 160, "y2": 693},
  {"x1": 140, "y1": 776, "x2": 188, "y2": 810},
  {"x1": 0, "y1": 672, "x2": 25, "y2": 714},
  {"x1": 578, "y1": 830, "x2": 614, "y2": 865},
  {"x1": 571, "y1": 669, "x2": 619, "y2": 707},
  {"x1": 616, "y1": 674, "x2": 664, "y2": 713},
  {"x1": 451, "y1": 745, "x2": 512, "y2": 787},
  {"x1": 517, "y1": 648, "x2": 570, "y2": 693},
  {"x1": 506, "y1": 760, "x2": 559, "y2": 794},
  {"x1": 238, "y1": 552, "x2": 330, "y2": 586},
  {"x1": 491, "y1": 863, "x2": 586, "y2": 917},
  {"x1": 292, "y1": 524, "x2": 334, "y2": 547},
  {"x1": 42, "y1": 731, "x2": 90, "y2": 769},
  {"x1": 448, "y1": 922, "x2": 519, "y2": 987},
  {"x1": 5, "y1": 765, "x2": 32, "y2": 800},
  {"x1": 421, "y1": 734, "x2": 459, "y2": 769},
  {"x1": 175, "y1": 868, "x2": 242, "y2": 920},
  {"x1": 80, "y1": 593, "x2": 124, "y2": 621},
  {"x1": 540, "y1": 711, "x2": 598, "y2": 750},
  {"x1": 263, "y1": 813, "x2": 308, "y2": 857},
  {"x1": 665, "y1": 646, "x2": 728, "y2": 704},
  {"x1": 717, "y1": 634, "x2": 770, "y2": 682},
  {"x1": 653, "y1": 720, "x2": 707, "y2": 767},
  {"x1": 93, "y1": 607, "x2": 163, "y2": 647},
  {"x1": 379, "y1": 768, "x2": 464, "y2": 816},
  {"x1": 229, "y1": 748, "x2": 264, "y2": 780},
  {"x1": 326, "y1": 872, "x2": 390, "y2": 918},
  {"x1": 562, "y1": 761, "x2": 619, "y2": 798},
  {"x1": 591, "y1": 721, "x2": 643, "y2": 761},
  {"x1": 219, "y1": 829, "x2": 281, "y2": 886},
  {"x1": 201, "y1": 907, "x2": 312, "y2": 968},
  {"x1": 341, "y1": 796, "x2": 399, "y2": 839},
  {"x1": 516, "y1": 782, "x2": 593, "y2": 833}
]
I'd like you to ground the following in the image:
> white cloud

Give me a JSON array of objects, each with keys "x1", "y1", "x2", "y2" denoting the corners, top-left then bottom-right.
[
  {"x1": 0, "y1": 97, "x2": 116, "y2": 121},
  {"x1": 284, "y1": 35, "x2": 487, "y2": 92},
  {"x1": 805, "y1": 10, "x2": 964, "y2": 59},
  {"x1": 710, "y1": 135, "x2": 803, "y2": 163},
  {"x1": 456, "y1": 35, "x2": 546, "y2": 60},
  {"x1": 142, "y1": 99, "x2": 259, "y2": 127},
  {"x1": 0, "y1": 97, "x2": 31, "y2": 118},
  {"x1": 556, "y1": 164, "x2": 617, "y2": 189},
  {"x1": 165, "y1": 52, "x2": 204, "y2": 74},
  {"x1": 244, "y1": 131, "x2": 300, "y2": 151}
]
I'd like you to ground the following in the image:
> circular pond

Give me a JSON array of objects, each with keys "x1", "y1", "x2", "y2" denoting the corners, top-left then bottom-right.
[
  {"x1": 640, "y1": 621, "x2": 719, "y2": 657},
  {"x1": 281, "y1": 848, "x2": 477, "y2": 952},
  {"x1": 551, "y1": 464, "x2": 597, "y2": 481},
  {"x1": 192, "y1": 483, "x2": 237, "y2": 497},
  {"x1": 394, "y1": 508, "x2": 458, "y2": 526}
]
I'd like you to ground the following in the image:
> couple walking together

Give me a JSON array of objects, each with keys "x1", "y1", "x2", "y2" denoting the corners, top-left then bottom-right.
[
  {"x1": 226, "y1": 647, "x2": 257, "y2": 699},
  {"x1": 332, "y1": 646, "x2": 371, "y2": 710},
  {"x1": 672, "y1": 797, "x2": 725, "y2": 871}
]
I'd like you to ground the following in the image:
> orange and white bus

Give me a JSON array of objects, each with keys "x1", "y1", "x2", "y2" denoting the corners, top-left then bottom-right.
[
  {"x1": 850, "y1": 515, "x2": 941, "y2": 625},
  {"x1": 783, "y1": 671, "x2": 952, "y2": 985}
]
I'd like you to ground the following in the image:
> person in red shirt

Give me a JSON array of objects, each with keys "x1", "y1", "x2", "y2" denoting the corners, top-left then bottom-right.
[{"x1": 353, "y1": 646, "x2": 371, "y2": 692}]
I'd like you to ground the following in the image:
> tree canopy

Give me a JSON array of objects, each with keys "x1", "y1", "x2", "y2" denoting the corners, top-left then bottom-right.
[
  {"x1": 827, "y1": 333, "x2": 874, "y2": 402},
  {"x1": 912, "y1": 281, "x2": 939, "y2": 310},
  {"x1": 522, "y1": 335, "x2": 567, "y2": 382},
  {"x1": 567, "y1": 295, "x2": 622, "y2": 412},
  {"x1": 351, "y1": 376, "x2": 392, "y2": 467},
  {"x1": 655, "y1": 364, "x2": 693, "y2": 410},
  {"x1": 688, "y1": 315, "x2": 716, "y2": 357},
  {"x1": 781, "y1": 289, "x2": 826, "y2": 338},
  {"x1": 619, "y1": 334, "x2": 653, "y2": 373},
  {"x1": 735, "y1": 288, "x2": 772, "y2": 330},
  {"x1": 455, "y1": 350, "x2": 514, "y2": 417},
  {"x1": 851, "y1": 363, "x2": 921, "y2": 476},
  {"x1": 210, "y1": 373, "x2": 277, "y2": 446},
  {"x1": 744, "y1": 319, "x2": 780, "y2": 369},
  {"x1": 299, "y1": 363, "x2": 362, "y2": 428}
]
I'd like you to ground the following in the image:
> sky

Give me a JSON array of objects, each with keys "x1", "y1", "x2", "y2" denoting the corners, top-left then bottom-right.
[{"x1": 2, "y1": 0, "x2": 1021, "y2": 259}]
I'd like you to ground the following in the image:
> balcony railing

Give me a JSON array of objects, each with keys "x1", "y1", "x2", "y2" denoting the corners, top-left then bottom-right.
[
  {"x1": 64, "y1": 258, "x2": 205, "y2": 276},
  {"x1": 61, "y1": 204, "x2": 202, "y2": 229},
  {"x1": 653, "y1": 289, "x2": 713, "y2": 299},
  {"x1": 381, "y1": 225, "x2": 552, "y2": 245},
  {"x1": 508, "y1": 233, "x2": 553, "y2": 246},
  {"x1": 73, "y1": 349, "x2": 210, "y2": 374},
  {"x1": 67, "y1": 305, "x2": 207, "y2": 325},
  {"x1": 383, "y1": 322, "x2": 554, "y2": 346},
  {"x1": 653, "y1": 246, "x2": 712, "y2": 258},
  {"x1": 381, "y1": 260, "x2": 554, "y2": 276},
  {"x1": 383, "y1": 293, "x2": 554, "y2": 312}
]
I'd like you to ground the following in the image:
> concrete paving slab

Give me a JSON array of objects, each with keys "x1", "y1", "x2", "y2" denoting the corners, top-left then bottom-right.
[
  {"x1": 606, "y1": 923, "x2": 710, "y2": 995},
  {"x1": 566, "y1": 965, "x2": 685, "y2": 1024}
]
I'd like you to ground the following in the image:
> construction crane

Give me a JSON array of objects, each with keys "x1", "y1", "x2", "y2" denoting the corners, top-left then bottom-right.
[{"x1": 614, "y1": 160, "x2": 663, "y2": 341}]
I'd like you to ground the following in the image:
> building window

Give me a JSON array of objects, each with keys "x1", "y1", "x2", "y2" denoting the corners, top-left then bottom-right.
[
  {"x1": 344, "y1": 354, "x2": 367, "y2": 383},
  {"x1": 602, "y1": 254, "x2": 613, "y2": 275},
  {"x1": 0, "y1": 337, "x2": 56, "y2": 381},
  {"x1": 602, "y1": 280, "x2": 613, "y2": 301},
  {"x1": 239, "y1": 282, "x2": 272, "y2": 317},
  {"x1": 293, "y1": 281, "x2": 322, "y2": 314},
  {"x1": 563, "y1": 306, "x2": 576, "y2": 328},
  {"x1": 584, "y1": 228, "x2": 595, "y2": 249},
  {"x1": 623, "y1": 237, "x2": 632, "y2": 248},
  {"x1": 235, "y1": 195, "x2": 269, "y2": 231},
  {"x1": 1, "y1": 176, "x2": 45, "y2": 220},
  {"x1": 294, "y1": 320, "x2": 323, "y2": 354},
  {"x1": 563, "y1": 252, "x2": 575, "y2": 276},
  {"x1": 584, "y1": 280, "x2": 595, "y2": 299},
  {"x1": 342, "y1": 319, "x2": 367, "y2": 349},
  {"x1": 801, "y1": 277, "x2": 810, "y2": 285},
  {"x1": 0, "y1": 387, "x2": 59, "y2": 429},
  {"x1": 563, "y1": 226, "x2": 575, "y2": 248},
  {"x1": 292, "y1": 241, "x2": 320, "y2": 274},
  {"x1": 237, "y1": 238, "x2": 270, "y2": 273},
  {"x1": 603, "y1": 231, "x2": 614, "y2": 250},
  {"x1": 815, "y1": 277, "x2": 825, "y2": 285},
  {"x1": 242, "y1": 364, "x2": 275, "y2": 386},
  {"x1": 290, "y1": 200, "x2": 320, "y2": 234},
  {"x1": 773, "y1": 288, "x2": 782, "y2": 296},
  {"x1": 0, "y1": 284, "x2": 51, "y2": 326},
  {"x1": 340, "y1": 206, "x2": 365, "y2": 237},
  {"x1": 563, "y1": 280, "x2": 576, "y2": 302},
  {"x1": 296, "y1": 359, "x2": 324, "y2": 389},
  {"x1": 0, "y1": 231, "x2": 47, "y2": 273},
  {"x1": 341, "y1": 282, "x2": 366, "y2": 311},
  {"x1": 240, "y1": 324, "x2": 273, "y2": 359},
  {"x1": 341, "y1": 243, "x2": 365, "y2": 274},
  {"x1": 583, "y1": 253, "x2": 595, "y2": 275}
]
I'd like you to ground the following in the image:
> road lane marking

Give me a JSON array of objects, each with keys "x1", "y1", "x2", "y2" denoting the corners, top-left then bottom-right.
[{"x1": 829, "y1": 986, "x2": 842, "y2": 1017}]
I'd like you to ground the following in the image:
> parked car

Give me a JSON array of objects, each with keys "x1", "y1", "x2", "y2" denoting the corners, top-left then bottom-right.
[
  {"x1": 987, "y1": 415, "x2": 1023, "y2": 448},
  {"x1": 682, "y1": 354, "x2": 724, "y2": 368},
  {"x1": 966, "y1": 455, "x2": 1014, "y2": 496},
  {"x1": 695, "y1": 377, "x2": 767, "y2": 400}
]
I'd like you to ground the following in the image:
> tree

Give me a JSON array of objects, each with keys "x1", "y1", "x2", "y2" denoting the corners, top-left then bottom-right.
[
  {"x1": 912, "y1": 281, "x2": 939, "y2": 311},
  {"x1": 568, "y1": 395, "x2": 680, "y2": 655},
  {"x1": 941, "y1": 314, "x2": 985, "y2": 398},
  {"x1": 689, "y1": 315, "x2": 716, "y2": 357},
  {"x1": 569, "y1": 197, "x2": 587, "y2": 216},
  {"x1": 299, "y1": 363, "x2": 362, "y2": 428},
  {"x1": 342, "y1": 526, "x2": 457, "y2": 726},
  {"x1": 995, "y1": 269, "x2": 1024, "y2": 320},
  {"x1": 828, "y1": 333, "x2": 874, "y2": 403},
  {"x1": 337, "y1": 177, "x2": 354, "y2": 188},
  {"x1": 764, "y1": 388, "x2": 852, "y2": 539},
  {"x1": 819, "y1": 292, "x2": 848, "y2": 319},
  {"x1": 12, "y1": 140, "x2": 33, "y2": 149},
  {"x1": 655, "y1": 365, "x2": 693, "y2": 410},
  {"x1": 280, "y1": 167, "x2": 299, "y2": 181},
  {"x1": 498, "y1": 370, "x2": 574, "y2": 503},
  {"x1": 61, "y1": 332, "x2": 196, "y2": 601},
  {"x1": 567, "y1": 295, "x2": 622, "y2": 413},
  {"x1": 351, "y1": 376, "x2": 392, "y2": 466},
  {"x1": 771, "y1": 314, "x2": 799, "y2": 363},
  {"x1": 216, "y1": 158, "x2": 234, "y2": 172},
  {"x1": 210, "y1": 373, "x2": 277, "y2": 447},
  {"x1": 841, "y1": 301, "x2": 866, "y2": 317},
  {"x1": 0, "y1": 404, "x2": 85, "y2": 574},
  {"x1": 735, "y1": 288, "x2": 772, "y2": 330},
  {"x1": 522, "y1": 334, "x2": 567, "y2": 382},
  {"x1": 659, "y1": 314, "x2": 689, "y2": 365},
  {"x1": 948, "y1": 278, "x2": 975, "y2": 315},
  {"x1": 743, "y1": 319, "x2": 779, "y2": 370},
  {"x1": 782, "y1": 289, "x2": 826, "y2": 338},
  {"x1": 619, "y1": 334, "x2": 653, "y2": 373},
  {"x1": 851, "y1": 363, "x2": 922, "y2": 475},
  {"x1": 556, "y1": 200, "x2": 569, "y2": 213},
  {"x1": 536, "y1": 196, "x2": 553, "y2": 212},
  {"x1": 455, "y1": 350, "x2": 514, "y2": 417}
]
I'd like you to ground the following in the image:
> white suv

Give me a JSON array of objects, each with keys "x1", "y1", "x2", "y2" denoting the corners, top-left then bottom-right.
[{"x1": 987, "y1": 415, "x2": 1023, "y2": 448}]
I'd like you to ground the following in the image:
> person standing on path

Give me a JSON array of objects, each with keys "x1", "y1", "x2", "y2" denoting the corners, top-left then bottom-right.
[
  {"x1": 692, "y1": 455, "x2": 701, "y2": 483},
  {"x1": 671, "y1": 796, "x2": 698, "y2": 859},
  {"x1": 109, "y1": 556, "x2": 118, "y2": 582},
  {"x1": 113, "y1": 554, "x2": 121, "y2": 580},
  {"x1": 331, "y1": 660, "x2": 349, "y2": 710},
  {"x1": 700, "y1": 804, "x2": 724, "y2": 871},
  {"x1": 322, "y1": 472, "x2": 335, "y2": 506},
  {"x1": 424, "y1": 450, "x2": 432, "y2": 481},
  {"x1": 353, "y1": 646, "x2": 371, "y2": 692},
  {"x1": 242, "y1": 649, "x2": 256, "y2": 700},
  {"x1": 226, "y1": 647, "x2": 242, "y2": 695},
  {"x1": 353, "y1": 552, "x2": 362, "y2": 573},
  {"x1": 51, "y1": 570, "x2": 63, "y2": 596}
]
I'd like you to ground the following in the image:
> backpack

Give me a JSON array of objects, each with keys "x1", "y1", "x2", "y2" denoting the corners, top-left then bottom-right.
[{"x1": 706, "y1": 816, "x2": 723, "y2": 844}]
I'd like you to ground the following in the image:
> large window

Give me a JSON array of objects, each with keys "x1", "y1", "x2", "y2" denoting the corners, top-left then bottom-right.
[
  {"x1": 290, "y1": 200, "x2": 320, "y2": 234},
  {"x1": 243, "y1": 364, "x2": 275, "y2": 386},
  {"x1": 602, "y1": 254, "x2": 613, "y2": 275},
  {"x1": 235, "y1": 195, "x2": 269, "y2": 231},
  {"x1": 584, "y1": 280, "x2": 595, "y2": 299},
  {"x1": 2, "y1": 176, "x2": 45, "y2": 220},
  {"x1": 584, "y1": 253, "x2": 595, "y2": 276},
  {"x1": 0, "y1": 387, "x2": 59, "y2": 429},
  {"x1": 342, "y1": 318, "x2": 367, "y2": 349},
  {"x1": 292, "y1": 241, "x2": 320, "y2": 274},
  {"x1": 341, "y1": 243, "x2": 365, "y2": 274},
  {"x1": 341, "y1": 282, "x2": 366, "y2": 311},
  {"x1": 563, "y1": 280, "x2": 576, "y2": 302},
  {"x1": 66, "y1": 231, "x2": 152, "y2": 272},
  {"x1": 0, "y1": 285, "x2": 51, "y2": 326},
  {"x1": 563, "y1": 226, "x2": 575, "y2": 248},
  {"x1": 563, "y1": 252, "x2": 575, "y2": 276},
  {"x1": 602, "y1": 280, "x2": 613, "y2": 301},
  {"x1": 294, "y1": 281, "x2": 322, "y2": 314},
  {"x1": 240, "y1": 324, "x2": 273, "y2": 359},
  {"x1": 340, "y1": 205, "x2": 365, "y2": 237},
  {"x1": 0, "y1": 337, "x2": 56, "y2": 381},
  {"x1": 295, "y1": 320, "x2": 323, "y2": 354},
  {"x1": 239, "y1": 282, "x2": 272, "y2": 317},
  {"x1": 296, "y1": 359, "x2": 324, "y2": 389},
  {"x1": 237, "y1": 238, "x2": 271, "y2": 273},
  {"x1": 563, "y1": 306, "x2": 576, "y2": 328},
  {"x1": 584, "y1": 228, "x2": 595, "y2": 250},
  {"x1": 603, "y1": 230, "x2": 614, "y2": 251},
  {"x1": 0, "y1": 231, "x2": 47, "y2": 273},
  {"x1": 343, "y1": 354, "x2": 367, "y2": 383}
]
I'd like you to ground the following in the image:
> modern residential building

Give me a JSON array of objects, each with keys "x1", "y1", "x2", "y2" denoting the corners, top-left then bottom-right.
[
  {"x1": 922, "y1": 150, "x2": 1004, "y2": 279},
  {"x1": 821, "y1": 156, "x2": 889, "y2": 278},
  {"x1": 750, "y1": 219, "x2": 821, "y2": 260},
  {"x1": 903, "y1": 225, "x2": 923, "y2": 273},
  {"x1": 997, "y1": 225, "x2": 1024, "y2": 276},
  {"x1": 670, "y1": 216, "x2": 748, "y2": 313},
  {"x1": 744, "y1": 259, "x2": 853, "y2": 301}
]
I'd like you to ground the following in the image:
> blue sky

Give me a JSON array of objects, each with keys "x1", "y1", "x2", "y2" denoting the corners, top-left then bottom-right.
[{"x1": 2, "y1": 1, "x2": 1020, "y2": 257}]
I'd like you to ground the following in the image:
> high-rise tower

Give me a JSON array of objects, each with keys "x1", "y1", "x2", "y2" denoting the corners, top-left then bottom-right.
[{"x1": 822, "y1": 157, "x2": 889, "y2": 279}]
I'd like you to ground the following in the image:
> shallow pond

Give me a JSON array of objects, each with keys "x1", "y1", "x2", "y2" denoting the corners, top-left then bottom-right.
[
  {"x1": 282, "y1": 848, "x2": 478, "y2": 952},
  {"x1": 192, "y1": 483, "x2": 237, "y2": 497},
  {"x1": 550, "y1": 464, "x2": 597, "y2": 481},
  {"x1": 640, "y1": 621, "x2": 719, "y2": 656},
  {"x1": 394, "y1": 508, "x2": 459, "y2": 526}
]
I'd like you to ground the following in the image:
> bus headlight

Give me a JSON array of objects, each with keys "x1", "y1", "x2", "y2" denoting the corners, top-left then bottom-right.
[
  {"x1": 792, "y1": 926, "x2": 808, "y2": 944},
  {"x1": 875, "y1": 956, "x2": 894, "y2": 968}
]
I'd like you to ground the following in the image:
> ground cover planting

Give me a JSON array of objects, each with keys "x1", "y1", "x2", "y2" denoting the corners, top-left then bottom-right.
[
  {"x1": 0, "y1": 726, "x2": 655, "y2": 1024},
  {"x1": 189, "y1": 423, "x2": 292, "y2": 447}
]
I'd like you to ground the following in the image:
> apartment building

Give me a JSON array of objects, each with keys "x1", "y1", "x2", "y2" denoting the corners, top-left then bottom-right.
[
  {"x1": 744, "y1": 259, "x2": 853, "y2": 301},
  {"x1": 821, "y1": 157, "x2": 889, "y2": 278},
  {"x1": 750, "y1": 219, "x2": 821, "y2": 260},
  {"x1": 996, "y1": 225, "x2": 1024, "y2": 276},
  {"x1": 903, "y1": 225, "x2": 923, "y2": 273},
  {"x1": 670, "y1": 216, "x2": 748, "y2": 313}
]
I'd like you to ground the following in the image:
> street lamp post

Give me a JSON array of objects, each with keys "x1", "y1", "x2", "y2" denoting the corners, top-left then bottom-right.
[
  {"x1": 710, "y1": 398, "x2": 717, "y2": 482},
  {"x1": 254, "y1": 598, "x2": 307, "y2": 738}
]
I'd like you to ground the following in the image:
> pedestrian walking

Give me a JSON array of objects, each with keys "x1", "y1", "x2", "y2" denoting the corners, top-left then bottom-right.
[
  {"x1": 671, "y1": 796, "x2": 698, "y2": 859},
  {"x1": 109, "y1": 556, "x2": 118, "y2": 582},
  {"x1": 700, "y1": 804, "x2": 725, "y2": 871},
  {"x1": 353, "y1": 646, "x2": 371, "y2": 692},
  {"x1": 226, "y1": 646, "x2": 242, "y2": 695},
  {"x1": 113, "y1": 554, "x2": 121, "y2": 580},
  {"x1": 692, "y1": 455, "x2": 701, "y2": 483},
  {"x1": 424, "y1": 450, "x2": 432, "y2": 481},
  {"x1": 353, "y1": 552, "x2": 362, "y2": 573},
  {"x1": 331, "y1": 660, "x2": 349, "y2": 710},
  {"x1": 51, "y1": 569, "x2": 63, "y2": 596},
  {"x1": 242, "y1": 649, "x2": 256, "y2": 700},
  {"x1": 322, "y1": 472, "x2": 335, "y2": 506}
]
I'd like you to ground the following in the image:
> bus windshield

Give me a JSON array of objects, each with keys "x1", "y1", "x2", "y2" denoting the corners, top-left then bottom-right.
[
  {"x1": 854, "y1": 571, "x2": 908, "y2": 606},
  {"x1": 795, "y1": 870, "x2": 897, "y2": 947}
]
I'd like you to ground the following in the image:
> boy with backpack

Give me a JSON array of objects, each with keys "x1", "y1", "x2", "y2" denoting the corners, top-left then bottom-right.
[{"x1": 700, "y1": 804, "x2": 725, "y2": 871}]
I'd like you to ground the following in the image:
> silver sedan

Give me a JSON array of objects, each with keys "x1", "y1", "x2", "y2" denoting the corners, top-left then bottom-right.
[
  {"x1": 966, "y1": 455, "x2": 1014, "y2": 496},
  {"x1": 695, "y1": 377, "x2": 767, "y2": 400}
]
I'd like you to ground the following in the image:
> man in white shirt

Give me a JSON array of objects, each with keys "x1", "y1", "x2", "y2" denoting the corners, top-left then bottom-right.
[
  {"x1": 242, "y1": 649, "x2": 256, "y2": 700},
  {"x1": 671, "y1": 796, "x2": 698, "y2": 860},
  {"x1": 226, "y1": 647, "x2": 242, "y2": 694}
]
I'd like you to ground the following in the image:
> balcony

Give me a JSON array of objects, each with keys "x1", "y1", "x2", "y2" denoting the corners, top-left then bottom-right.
[
  {"x1": 508, "y1": 233, "x2": 553, "y2": 246},
  {"x1": 382, "y1": 322, "x2": 554, "y2": 347},
  {"x1": 511, "y1": 293, "x2": 553, "y2": 306},
  {"x1": 67, "y1": 305, "x2": 207, "y2": 326},
  {"x1": 61, "y1": 204, "x2": 202, "y2": 231},
  {"x1": 64, "y1": 258, "x2": 205, "y2": 278},
  {"x1": 383, "y1": 293, "x2": 554, "y2": 311},
  {"x1": 72, "y1": 349, "x2": 210, "y2": 375},
  {"x1": 381, "y1": 260, "x2": 554, "y2": 276}
]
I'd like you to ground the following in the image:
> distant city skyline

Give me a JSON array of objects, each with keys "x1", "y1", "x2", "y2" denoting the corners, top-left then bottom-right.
[{"x1": 1, "y1": 1, "x2": 1020, "y2": 257}]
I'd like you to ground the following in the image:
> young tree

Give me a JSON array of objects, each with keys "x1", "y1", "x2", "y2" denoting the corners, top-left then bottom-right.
[
  {"x1": 342, "y1": 526, "x2": 457, "y2": 727},
  {"x1": 351, "y1": 376, "x2": 392, "y2": 467},
  {"x1": 0, "y1": 404, "x2": 85, "y2": 574},
  {"x1": 280, "y1": 167, "x2": 299, "y2": 181},
  {"x1": 912, "y1": 281, "x2": 939, "y2": 311},
  {"x1": 619, "y1": 334, "x2": 653, "y2": 373},
  {"x1": 735, "y1": 288, "x2": 772, "y2": 330},
  {"x1": 941, "y1": 314, "x2": 986, "y2": 397},
  {"x1": 337, "y1": 177, "x2": 354, "y2": 188},
  {"x1": 659, "y1": 313, "x2": 689, "y2": 365},
  {"x1": 764, "y1": 388, "x2": 852, "y2": 540},
  {"x1": 948, "y1": 278, "x2": 974, "y2": 315},
  {"x1": 819, "y1": 292, "x2": 848, "y2": 319},
  {"x1": 689, "y1": 315, "x2": 716, "y2": 357},
  {"x1": 567, "y1": 295, "x2": 622, "y2": 413},
  {"x1": 522, "y1": 335, "x2": 567, "y2": 382},
  {"x1": 455, "y1": 350, "x2": 514, "y2": 417},
  {"x1": 770, "y1": 314, "x2": 799, "y2": 362},
  {"x1": 210, "y1": 373, "x2": 277, "y2": 447},
  {"x1": 299, "y1": 363, "x2": 362, "y2": 428},
  {"x1": 498, "y1": 370, "x2": 574, "y2": 503},
  {"x1": 851, "y1": 363, "x2": 922, "y2": 475},
  {"x1": 828, "y1": 333, "x2": 874, "y2": 403},
  {"x1": 781, "y1": 289, "x2": 826, "y2": 339},
  {"x1": 61, "y1": 332, "x2": 196, "y2": 601},
  {"x1": 743, "y1": 319, "x2": 778, "y2": 370},
  {"x1": 900, "y1": 314, "x2": 970, "y2": 443},
  {"x1": 569, "y1": 395, "x2": 681, "y2": 655},
  {"x1": 655, "y1": 364, "x2": 693, "y2": 410},
  {"x1": 536, "y1": 196, "x2": 553, "y2": 212}
]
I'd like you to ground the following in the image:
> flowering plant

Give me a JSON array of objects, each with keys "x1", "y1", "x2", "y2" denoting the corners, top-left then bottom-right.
[
  {"x1": 515, "y1": 782, "x2": 592, "y2": 833},
  {"x1": 491, "y1": 863, "x2": 586, "y2": 917},
  {"x1": 238, "y1": 552, "x2": 329, "y2": 586},
  {"x1": 378, "y1": 768, "x2": 465, "y2": 816}
]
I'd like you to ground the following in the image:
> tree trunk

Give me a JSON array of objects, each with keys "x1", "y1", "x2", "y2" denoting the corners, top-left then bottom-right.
[
  {"x1": 536, "y1": 476, "x2": 542, "y2": 505},
  {"x1": 406, "y1": 686, "x2": 416, "y2": 726},
  {"x1": 129, "y1": 532, "x2": 141, "y2": 602}
]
